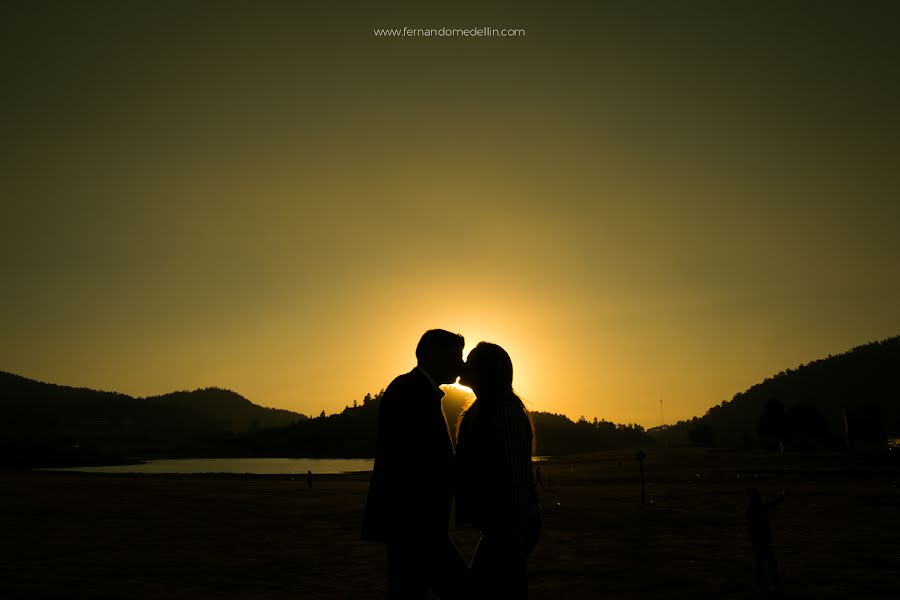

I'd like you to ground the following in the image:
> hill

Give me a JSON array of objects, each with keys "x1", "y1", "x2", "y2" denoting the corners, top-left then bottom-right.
[
  {"x1": 0, "y1": 371, "x2": 306, "y2": 466},
  {"x1": 649, "y1": 336, "x2": 900, "y2": 450}
]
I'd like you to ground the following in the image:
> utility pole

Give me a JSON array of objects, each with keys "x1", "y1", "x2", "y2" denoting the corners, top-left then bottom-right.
[{"x1": 660, "y1": 396, "x2": 669, "y2": 450}]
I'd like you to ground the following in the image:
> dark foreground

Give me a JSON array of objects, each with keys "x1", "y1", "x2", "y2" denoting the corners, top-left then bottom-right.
[{"x1": 2, "y1": 449, "x2": 898, "y2": 599}]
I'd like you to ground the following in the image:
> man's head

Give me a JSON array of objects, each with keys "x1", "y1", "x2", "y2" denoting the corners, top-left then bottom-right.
[{"x1": 416, "y1": 329, "x2": 465, "y2": 385}]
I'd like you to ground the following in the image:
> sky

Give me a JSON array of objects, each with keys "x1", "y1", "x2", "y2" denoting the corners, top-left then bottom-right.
[{"x1": 2, "y1": 1, "x2": 899, "y2": 426}]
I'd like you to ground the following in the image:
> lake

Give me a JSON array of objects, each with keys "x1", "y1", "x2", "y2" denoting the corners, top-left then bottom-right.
[
  {"x1": 42, "y1": 455, "x2": 546, "y2": 475},
  {"x1": 42, "y1": 457, "x2": 375, "y2": 475}
]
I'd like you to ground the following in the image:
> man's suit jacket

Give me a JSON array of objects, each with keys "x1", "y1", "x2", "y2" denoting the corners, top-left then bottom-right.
[{"x1": 361, "y1": 368, "x2": 455, "y2": 543}]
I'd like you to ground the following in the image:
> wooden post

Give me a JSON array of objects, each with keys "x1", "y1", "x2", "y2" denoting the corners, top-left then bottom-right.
[{"x1": 636, "y1": 449, "x2": 647, "y2": 505}]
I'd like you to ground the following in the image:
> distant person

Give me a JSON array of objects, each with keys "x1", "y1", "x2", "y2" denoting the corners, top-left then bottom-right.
[
  {"x1": 636, "y1": 450, "x2": 647, "y2": 505},
  {"x1": 534, "y1": 466, "x2": 543, "y2": 490},
  {"x1": 307, "y1": 470, "x2": 313, "y2": 489},
  {"x1": 361, "y1": 329, "x2": 469, "y2": 599},
  {"x1": 456, "y1": 342, "x2": 538, "y2": 600},
  {"x1": 746, "y1": 487, "x2": 788, "y2": 596}
]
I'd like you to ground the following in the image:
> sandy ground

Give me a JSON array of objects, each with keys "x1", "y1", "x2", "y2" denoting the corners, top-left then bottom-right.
[{"x1": 2, "y1": 449, "x2": 898, "y2": 599}]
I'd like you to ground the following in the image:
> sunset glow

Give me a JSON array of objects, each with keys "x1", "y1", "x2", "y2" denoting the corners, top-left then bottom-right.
[{"x1": 2, "y1": 2, "x2": 898, "y2": 427}]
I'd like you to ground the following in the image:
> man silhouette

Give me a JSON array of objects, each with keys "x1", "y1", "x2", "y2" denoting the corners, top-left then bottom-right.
[{"x1": 361, "y1": 329, "x2": 469, "y2": 599}]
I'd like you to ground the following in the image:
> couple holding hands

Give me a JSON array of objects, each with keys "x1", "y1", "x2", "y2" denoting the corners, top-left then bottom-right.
[{"x1": 362, "y1": 329, "x2": 539, "y2": 599}]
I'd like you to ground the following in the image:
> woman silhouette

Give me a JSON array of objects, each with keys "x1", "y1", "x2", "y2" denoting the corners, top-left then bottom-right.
[{"x1": 455, "y1": 342, "x2": 537, "y2": 599}]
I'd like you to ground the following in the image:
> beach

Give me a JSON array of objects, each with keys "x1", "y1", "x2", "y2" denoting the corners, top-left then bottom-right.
[{"x1": 2, "y1": 449, "x2": 898, "y2": 599}]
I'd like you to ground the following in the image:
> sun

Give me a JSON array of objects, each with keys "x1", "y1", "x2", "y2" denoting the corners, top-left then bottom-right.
[
  {"x1": 441, "y1": 326, "x2": 540, "y2": 407},
  {"x1": 399, "y1": 305, "x2": 545, "y2": 410},
  {"x1": 443, "y1": 381, "x2": 476, "y2": 397}
]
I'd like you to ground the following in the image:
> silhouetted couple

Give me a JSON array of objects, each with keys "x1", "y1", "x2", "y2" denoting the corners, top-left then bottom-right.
[{"x1": 362, "y1": 329, "x2": 538, "y2": 599}]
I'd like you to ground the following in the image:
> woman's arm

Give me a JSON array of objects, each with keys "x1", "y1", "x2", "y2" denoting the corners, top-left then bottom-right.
[{"x1": 494, "y1": 403, "x2": 532, "y2": 546}]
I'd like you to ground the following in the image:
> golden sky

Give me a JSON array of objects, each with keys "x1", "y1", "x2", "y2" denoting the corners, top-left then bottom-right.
[{"x1": 2, "y1": 1, "x2": 899, "y2": 426}]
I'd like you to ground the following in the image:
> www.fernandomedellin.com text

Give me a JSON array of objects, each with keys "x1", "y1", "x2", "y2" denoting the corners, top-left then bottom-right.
[{"x1": 373, "y1": 27, "x2": 526, "y2": 38}]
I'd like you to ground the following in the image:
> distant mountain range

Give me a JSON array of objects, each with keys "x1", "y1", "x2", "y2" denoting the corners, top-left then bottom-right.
[
  {"x1": 3, "y1": 335, "x2": 897, "y2": 466},
  {"x1": 0, "y1": 370, "x2": 653, "y2": 465},
  {"x1": 0, "y1": 372, "x2": 305, "y2": 466}
]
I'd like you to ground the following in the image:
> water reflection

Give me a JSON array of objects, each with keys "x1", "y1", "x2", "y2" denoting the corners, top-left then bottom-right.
[{"x1": 42, "y1": 457, "x2": 375, "y2": 475}]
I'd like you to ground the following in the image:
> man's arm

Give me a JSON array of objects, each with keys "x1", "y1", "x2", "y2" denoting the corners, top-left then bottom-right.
[{"x1": 377, "y1": 379, "x2": 428, "y2": 506}]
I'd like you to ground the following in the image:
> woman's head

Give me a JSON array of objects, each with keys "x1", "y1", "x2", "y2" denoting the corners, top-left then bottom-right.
[
  {"x1": 457, "y1": 340, "x2": 535, "y2": 453},
  {"x1": 460, "y1": 342, "x2": 514, "y2": 396}
]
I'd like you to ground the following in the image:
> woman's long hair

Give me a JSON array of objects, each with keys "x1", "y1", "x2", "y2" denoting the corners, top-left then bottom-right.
[{"x1": 457, "y1": 342, "x2": 535, "y2": 452}]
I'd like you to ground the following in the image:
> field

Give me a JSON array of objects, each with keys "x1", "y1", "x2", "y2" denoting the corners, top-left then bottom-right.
[{"x1": 2, "y1": 449, "x2": 898, "y2": 599}]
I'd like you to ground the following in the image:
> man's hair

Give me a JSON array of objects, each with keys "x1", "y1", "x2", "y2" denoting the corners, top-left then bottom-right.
[{"x1": 416, "y1": 329, "x2": 465, "y2": 361}]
